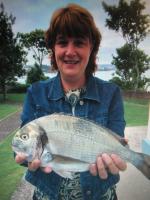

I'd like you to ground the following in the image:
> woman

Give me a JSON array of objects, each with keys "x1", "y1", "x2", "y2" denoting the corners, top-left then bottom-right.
[{"x1": 16, "y1": 4, "x2": 127, "y2": 200}]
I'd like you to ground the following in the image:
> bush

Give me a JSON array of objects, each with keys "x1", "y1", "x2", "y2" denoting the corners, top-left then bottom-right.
[
  {"x1": 110, "y1": 76, "x2": 150, "y2": 90},
  {"x1": 7, "y1": 82, "x2": 29, "y2": 93},
  {"x1": 110, "y1": 76, "x2": 132, "y2": 90},
  {"x1": 26, "y1": 63, "x2": 48, "y2": 84}
]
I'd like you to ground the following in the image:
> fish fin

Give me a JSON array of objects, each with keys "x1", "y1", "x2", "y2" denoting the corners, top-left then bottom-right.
[
  {"x1": 51, "y1": 155, "x2": 89, "y2": 171},
  {"x1": 51, "y1": 113, "x2": 128, "y2": 146},
  {"x1": 48, "y1": 155, "x2": 89, "y2": 179},
  {"x1": 119, "y1": 138, "x2": 129, "y2": 147},
  {"x1": 103, "y1": 127, "x2": 128, "y2": 146},
  {"x1": 40, "y1": 146, "x2": 53, "y2": 166},
  {"x1": 130, "y1": 151, "x2": 150, "y2": 180},
  {"x1": 54, "y1": 170, "x2": 75, "y2": 179}
]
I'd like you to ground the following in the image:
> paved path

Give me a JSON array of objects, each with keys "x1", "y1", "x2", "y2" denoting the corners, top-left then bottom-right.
[
  {"x1": 11, "y1": 179, "x2": 34, "y2": 200},
  {"x1": 117, "y1": 126, "x2": 150, "y2": 200},
  {"x1": 0, "y1": 111, "x2": 21, "y2": 141}
]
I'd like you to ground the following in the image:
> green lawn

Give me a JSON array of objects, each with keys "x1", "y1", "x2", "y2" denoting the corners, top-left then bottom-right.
[
  {"x1": 0, "y1": 131, "x2": 26, "y2": 200},
  {"x1": 0, "y1": 104, "x2": 21, "y2": 120},
  {"x1": 0, "y1": 93, "x2": 25, "y2": 120},
  {"x1": 124, "y1": 98, "x2": 149, "y2": 126},
  {"x1": 0, "y1": 93, "x2": 25, "y2": 103}
]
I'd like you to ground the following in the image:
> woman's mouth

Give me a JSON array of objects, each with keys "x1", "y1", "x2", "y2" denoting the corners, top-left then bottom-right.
[{"x1": 63, "y1": 60, "x2": 79, "y2": 64}]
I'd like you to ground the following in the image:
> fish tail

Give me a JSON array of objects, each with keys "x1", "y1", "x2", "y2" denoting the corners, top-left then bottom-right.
[{"x1": 131, "y1": 151, "x2": 150, "y2": 180}]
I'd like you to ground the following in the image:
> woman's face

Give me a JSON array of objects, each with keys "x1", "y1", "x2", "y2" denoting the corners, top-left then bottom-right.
[{"x1": 54, "y1": 35, "x2": 92, "y2": 83}]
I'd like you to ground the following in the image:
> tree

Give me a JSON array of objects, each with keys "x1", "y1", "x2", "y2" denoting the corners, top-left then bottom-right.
[
  {"x1": 102, "y1": 0, "x2": 150, "y2": 46},
  {"x1": 102, "y1": 0, "x2": 150, "y2": 90},
  {"x1": 111, "y1": 43, "x2": 150, "y2": 89},
  {"x1": 0, "y1": 3, "x2": 27, "y2": 100},
  {"x1": 19, "y1": 29, "x2": 48, "y2": 68},
  {"x1": 26, "y1": 63, "x2": 48, "y2": 84}
]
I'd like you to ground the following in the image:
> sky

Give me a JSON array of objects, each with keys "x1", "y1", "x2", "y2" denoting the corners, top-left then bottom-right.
[{"x1": 3, "y1": 0, "x2": 150, "y2": 65}]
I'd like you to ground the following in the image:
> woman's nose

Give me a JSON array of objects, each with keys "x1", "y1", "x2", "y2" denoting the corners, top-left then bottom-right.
[{"x1": 65, "y1": 43, "x2": 76, "y2": 56}]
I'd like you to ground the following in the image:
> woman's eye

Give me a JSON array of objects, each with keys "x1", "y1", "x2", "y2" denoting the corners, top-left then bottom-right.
[
  {"x1": 74, "y1": 40, "x2": 85, "y2": 47},
  {"x1": 56, "y1": 40, "x2": 67, "y2": 46},
  {"x1": 21, "y1": 134, "x2": 29, "y2": 140}
]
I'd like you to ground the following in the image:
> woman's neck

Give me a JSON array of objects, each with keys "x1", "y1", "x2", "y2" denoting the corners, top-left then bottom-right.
[{"x1": 61, "y1": 76, "x2": 86, "y2": 92}]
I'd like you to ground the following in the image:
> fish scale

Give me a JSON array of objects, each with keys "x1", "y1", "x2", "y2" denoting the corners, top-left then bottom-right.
[
  {"x1": 40, "y1": 115, "x2": 123, "y2": 162},
  {"x1": 12, "y1": 113, "x2": 150, "y2": 179}
]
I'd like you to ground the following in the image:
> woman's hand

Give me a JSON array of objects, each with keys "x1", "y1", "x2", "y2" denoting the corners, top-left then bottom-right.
[
  {"x1": 15, "y1": 153, "x2": 52, "y2": 173},
  {"x1": 89, "y1": 153, "x2": 127, "y2": 179}
]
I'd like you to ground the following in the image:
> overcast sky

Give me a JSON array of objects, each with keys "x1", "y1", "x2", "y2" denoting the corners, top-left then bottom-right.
[{"x1": 3, "y1": 0, "x2": 150, "y2": 65}]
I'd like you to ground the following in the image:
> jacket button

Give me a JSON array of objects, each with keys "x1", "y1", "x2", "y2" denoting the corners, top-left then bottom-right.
[
  {"x1": 86, "y1": 190, "x2": 91, "y2": 195},
  {"x1": 79, "y1": 100, "x2": 84, "y2": 105}
]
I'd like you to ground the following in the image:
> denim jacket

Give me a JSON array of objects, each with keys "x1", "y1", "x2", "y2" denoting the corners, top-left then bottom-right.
[{"x1": 21, "y1": 73, "x2": 125, "y2": 200}]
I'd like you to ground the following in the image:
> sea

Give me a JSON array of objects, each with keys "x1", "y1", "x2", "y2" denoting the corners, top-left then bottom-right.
[
  {"x1": 17, "y1": 70, "x2": 115, "y2": 83},
  {"x1": 17, "y1": 69, "x2": 150, "y2": 84}
]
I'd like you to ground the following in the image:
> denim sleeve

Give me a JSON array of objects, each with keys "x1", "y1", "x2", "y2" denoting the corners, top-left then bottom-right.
[
  {"x1": 21, "y1": 86, "x2": 36, "y2": 127},
  {"x1": 107, "y1": 86, "x2": 126, "y2": 137}
]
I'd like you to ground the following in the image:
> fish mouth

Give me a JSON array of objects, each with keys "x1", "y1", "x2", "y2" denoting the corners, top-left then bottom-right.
[
  {"x1": 12, "y1": 139, "x2": 26, "y2": 152},
  {"x1": 12, "y1": 139, "x2": 21, "y2": 147}
]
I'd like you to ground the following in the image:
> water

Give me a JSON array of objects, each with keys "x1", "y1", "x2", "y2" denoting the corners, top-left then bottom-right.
[
  {"x1": 16, "y1": 69, "x2": 150, "y2": 84},
  {"x1": 94, "y1": 70, "x2": 115, "y2": 81},
  {"x1": 17, "y1": 70, "x2": 115, "y2": 84}
]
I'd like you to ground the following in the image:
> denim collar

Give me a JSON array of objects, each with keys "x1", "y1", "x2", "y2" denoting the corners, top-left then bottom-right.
[
  {"x1": 48, "y1": 73, "x2": 101, "y2": 103},
  {"x1": 48, "y1": 73, "x2": 64, "y2": 100},
  {"x1": 84, "y1": 75, "x2": 101, "y2": 103}
]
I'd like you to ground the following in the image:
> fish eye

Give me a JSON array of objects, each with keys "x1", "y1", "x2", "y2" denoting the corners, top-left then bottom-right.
[{"x1": 21, "y1": 134, "x2": 29, "y2": 140}]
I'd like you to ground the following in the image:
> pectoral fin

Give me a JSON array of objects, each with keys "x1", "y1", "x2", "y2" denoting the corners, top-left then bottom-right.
[
  {"x1": 49, "y1": 155, "x2": 89, "y2": 179},
  {"x1": 40, "y1": 146, "x2": 53, "y2": 166}
]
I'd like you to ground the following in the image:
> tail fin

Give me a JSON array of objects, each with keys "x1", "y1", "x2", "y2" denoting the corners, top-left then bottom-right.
[{"x1": 131, "y1": 152, "x2": 150, "y2": 180}]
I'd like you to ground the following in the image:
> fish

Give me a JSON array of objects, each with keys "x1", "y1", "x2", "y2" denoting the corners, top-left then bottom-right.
[{"x1": 12, "y1": 113, "x2": 150, "y2": 179}]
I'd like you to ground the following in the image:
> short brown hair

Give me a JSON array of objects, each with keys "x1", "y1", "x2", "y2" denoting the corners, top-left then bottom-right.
[{"x1": 45, "y1": 4, "x2": 102, "y2": 77}]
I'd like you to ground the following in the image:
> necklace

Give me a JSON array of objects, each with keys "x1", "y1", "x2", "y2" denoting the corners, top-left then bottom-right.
[{"x1": 65, "y1": 87, "x2": 86, "y2": 115}]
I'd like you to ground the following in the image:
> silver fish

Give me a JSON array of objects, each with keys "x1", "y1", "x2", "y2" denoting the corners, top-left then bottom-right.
[{"x1": 12, "y1": 113, "x2": 150, "y2": 179}]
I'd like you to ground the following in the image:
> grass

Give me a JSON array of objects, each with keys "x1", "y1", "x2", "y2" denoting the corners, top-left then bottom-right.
[
  {"x1": 0, "y1": 104, "x2": 21, "y2": 120},
  {"x1": 0, "y1": 131, "x2": 26, "y2": 200},
  {"x1": 0, "y1": 93, "x2": 25, "y2": 120},
  {"x1": 124, "y1": 98, "x2": 149, "y2": 126},
  {"x1": 0, "y1": 93, "x2": 25, "y2": 103},
  {"x1": 124, "y1": 97, "x2": 149, "y2": 106}
]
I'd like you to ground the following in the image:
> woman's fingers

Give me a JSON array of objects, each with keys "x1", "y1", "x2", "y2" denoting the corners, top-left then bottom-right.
[
  {"x1": 41, "y1": 166, "x2": 53, "y2": 173},
  {"x1": 97, "y1": 156, "x2": 108, "y2": 179},
  {"x1": 15, "y1": 153, "x2": 27, "y2": 164},
  {"x1": 101, "y1": 153, "x2": 119, "y2": 175},
  {"x1": 28, "y1": 159, "x2": 41, "y2": 171},
  {"x1": 89, "y1": 163, "x2": 97, "y2": 176},
  {"x1": 90, "y1": 153, "x2": 127, "y2": 179},
  {"x1": 111, "y1": 154, "x2": 127, "y2": 171}
]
